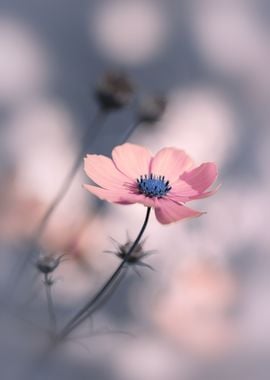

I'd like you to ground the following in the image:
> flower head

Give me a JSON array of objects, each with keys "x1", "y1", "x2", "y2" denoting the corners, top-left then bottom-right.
[{"x1": 84, "y1": 143, "x2": 218, "y2": 224}]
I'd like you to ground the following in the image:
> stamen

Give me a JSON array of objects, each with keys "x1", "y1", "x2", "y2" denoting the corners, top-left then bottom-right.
[{"x1": 137, "y1": 173, "x2": 171, "y2": 198}]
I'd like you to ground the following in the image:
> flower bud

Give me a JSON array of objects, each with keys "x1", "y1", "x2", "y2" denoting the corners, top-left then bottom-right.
[
  {"x1": 36, "y1": 254, "x2": 61, "y2": 274},
  {"x1": 137, "y1": 94, "x2": 167, "y2": 124},
  {"x1": 117, "y1": 240, "x2": 146, "y2": 263},
  {"x1": 105, "y1": 238, "x2": 155, "y2": 274},
  {"x1": 95, "y1": 71, "x2": 134, "y2": 111}
]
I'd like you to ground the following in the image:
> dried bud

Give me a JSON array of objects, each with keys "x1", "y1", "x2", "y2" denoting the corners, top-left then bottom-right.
[
  {"x1": 95, "y1": 71, "x2": 134, "y2": 111},
  {"x1": 137, "y1": 94, "x2": 167, "y2": 124},
  {"x1": 36, "y1": 254, "x2": 61, "y2": 274}
]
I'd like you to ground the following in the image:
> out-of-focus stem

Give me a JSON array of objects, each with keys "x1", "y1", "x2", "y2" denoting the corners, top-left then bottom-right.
[
  {"x1": 7, "y1": 110, "x2": 107, "y2": 294},
  {"x1": 44, "y1": 274, "x2": 57, "y2": 335},
  {"x1": 58, "y1": 207, "x2": 151, "y2": 340},
  {"x1": 65, "y1": 119, "x2": 142, "y2": 256},
  {"x1": 118, "y1": 120, "x2": 141, "y2": 144},
  {"x1": 33, "y1": 109, "x2": 107, "y2": 241}
]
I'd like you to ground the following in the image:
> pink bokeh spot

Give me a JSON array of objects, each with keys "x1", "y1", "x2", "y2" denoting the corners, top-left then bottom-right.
[{"x1": 84, "y1": 143, "x2": 218, "y2": 224}]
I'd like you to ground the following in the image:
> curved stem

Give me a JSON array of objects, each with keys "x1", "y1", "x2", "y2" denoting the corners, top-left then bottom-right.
[
  {"x1": 65, "y1": 120, "x2": 142, "y2": 256},
  {"x1": 58, "y1": 207, "x2": 151, "y2": 340},
  {"x1": 33, "y1": 110, "x2": 106, "y2": 241},
  {"x1": 67, "y1": 266, "x2": 127, "y2": 334},
  {"x1": 36, "y1": 117, "x2": 138, "y2": 241},
  {"x1": 7, "y1": 110, "x2": 107, "y2": 295}
]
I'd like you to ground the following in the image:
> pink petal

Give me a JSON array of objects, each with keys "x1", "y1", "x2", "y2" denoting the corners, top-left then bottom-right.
[
  {"x1": 150, "y1": 147, "x2": 194, "y2": 183},
  {"x1": 127, "y1": 193, "x2": 156, "y2": 208},
  {"x1": 83, "y1": 184, "x2": 156, "y2": 207},
  {"x1": 154, "y1": 198, "x2": 203, "y2": 224},
  {"x1": 83, "y1": 184, "x2": 136, "y2": 204},
  {"x1": 180, "y1": 163, "x2": 217, "y2": 193},
  {"x1": 188, "y1": 185, "x2": 220, "y2": 201},
  {"x1": 168, "y1": 179, "x2": 199, "y2": 202},
  {"x1": 84, "y1": 154, "x2": 131, "y2": 190},
  {"x1": 112, "y1": 143, "x2": 152, "y2": 179}
]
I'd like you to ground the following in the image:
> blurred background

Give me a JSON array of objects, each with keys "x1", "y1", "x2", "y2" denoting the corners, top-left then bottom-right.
[{"x1": 0, "y1": 0, "x2": 269, "y2": 379}]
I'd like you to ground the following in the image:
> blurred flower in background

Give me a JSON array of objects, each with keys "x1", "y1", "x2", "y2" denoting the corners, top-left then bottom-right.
[
  {"x1": 0, "y1": 15, "x2": 52, "y2": 103},
  {"x1": 135, "y1": 87, "x2": 238, "y2": 167},
  {"x1": 191, "y1": 0, "x2": 269, "y2": 79},
  {"x1": 154, "y1": 257, "x2": 239, "y2": 358},
  {"x1": 91, "y1": 0, "x2": 170, "y2": 65}
]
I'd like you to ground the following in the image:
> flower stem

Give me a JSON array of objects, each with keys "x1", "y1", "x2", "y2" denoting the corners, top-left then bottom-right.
[
  {"x1": 33, "y1": 109, "x2": 107, "y2": 241},
  {"x1": 63, "y1": 120, "x2": 142, "y2": 257},
  {"x1": 6, "y1": 110, "x2": 107, "y2": 295},
  {"x1": 44, "y1": 274, "x2": 57, "y2": 335},
  {"x1": 118, "y1": 120, "x2": 141, "y2": 145},
  {"x1": 58, "y1": 207, "x2": 151, "y2": 340}
]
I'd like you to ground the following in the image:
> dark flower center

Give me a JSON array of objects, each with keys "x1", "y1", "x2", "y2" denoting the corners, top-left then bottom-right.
[{"x1": 137, "y1": 174, "x2": 171, "y2": 198}]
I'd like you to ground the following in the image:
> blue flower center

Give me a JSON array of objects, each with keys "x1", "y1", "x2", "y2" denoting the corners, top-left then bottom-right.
[{"x1": 137, "y1": 174, "x2": 171, "y2": 198}]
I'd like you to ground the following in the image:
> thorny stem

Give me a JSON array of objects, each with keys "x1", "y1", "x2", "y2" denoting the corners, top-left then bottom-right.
[
  {"x1": 58, "y1": 207, "x2": 151, "y2": 341},
  {"x1": 44, "y1": 274, "x2": 57, "y2": 335}
]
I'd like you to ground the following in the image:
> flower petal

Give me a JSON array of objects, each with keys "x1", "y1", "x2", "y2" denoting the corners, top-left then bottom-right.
[
  {"x1": 84, "y1": 154, "x2": 131, "y2": 190},
  {"x1": 168, "y1": 179, "x2": 199, "y2": 202},
  {"x1": 150, "y1": 147, "x2": 194, "y2": 183},
  {"x1": 154, "y1": 198, "x2": 203, "y2": 224},
  {"x1": 127, "y1": 193, "x2": 156, "y2": 208},
  {"x1": 188, "y1": 185, "x2": 220, "y2": 200},
  {"x1": 112, "y1": 143, "x2": 152, "y2": 179},
  {"x1": 83, "y1": 184, "x2": 136, "y2": 204},
  {"x1": 180, "y1": 163, "x2": 218, "y2": 193},
  {"x1": 84, "y1": 184, "x2": 156, "y2": 208}
]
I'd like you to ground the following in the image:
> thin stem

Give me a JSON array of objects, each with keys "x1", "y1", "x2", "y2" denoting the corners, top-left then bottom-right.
[
  {"x1": 33, "y1": 109, "x2": 107, "y2": 241},
  {"x1": 40, "y1": 117, "x2": 138, "y2": 241},
  {"x1": 69, "y1": 328, "x2": 135, "y2": 340},
  {"x1": 118, "y1": 120, "x2": 141, "y2": 145},
  {"x1": 6, "y1": 110, "x2": 107, "y2": 296},
  {"x1": 44, "y1": 274, "x2": 57, "y2": 335},
  {"x1": 68, "y1": 266, "x2": 127, "y2": 333},
  {"x1": 61, "y1": 120, "x2": 142, "y2": 259},
  {"x1": 58, "y1": 207, "x2": 151, "y2": 340}
]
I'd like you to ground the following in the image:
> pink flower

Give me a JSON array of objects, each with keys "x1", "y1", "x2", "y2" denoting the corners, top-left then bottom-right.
[{"x1": 84, "y1": 143, "x2": 218, "y2": 224}]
